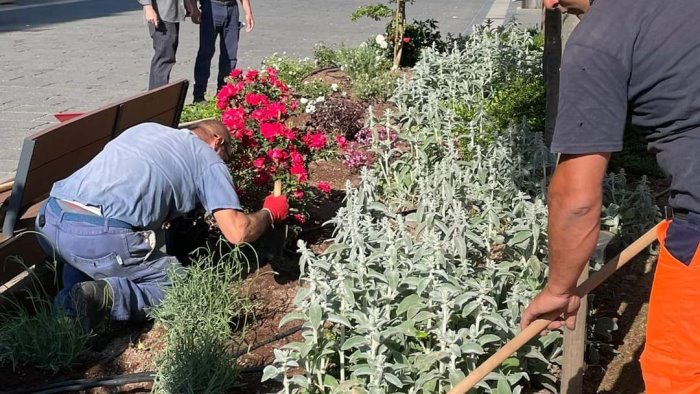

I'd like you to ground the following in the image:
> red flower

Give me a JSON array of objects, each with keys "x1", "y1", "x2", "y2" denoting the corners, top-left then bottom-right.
[
  {"x1": 252, "y1": 157, "x2": 266, "y2": 169},
  {"x1": 292, "y1": 213, "x2": 306, "y2": 224},
  {"x1": 221, "y1": 107, "x2": 246, "y2": 131},
  {"x1": 302, "y1": 132, "x2": 327, "y2": 150},
  {"x1": 402, "y1": 36, "x2": 411, "y2": 43},
  {"x1": 290, "y1": 164, "x2": 308, "y2": 182},
  {"x1": 245, "y1": 93, "x2": 269, "y2": 107},
  {"x1": 260, "y1": 122, "x2": 284, "y2": 142},
  {"x1": 335, "y1": 135, "x2": 348, "y2": 150},
  {"x1": 266, "y1": 67, "x2": 279, "y2": 79},
  {"x1": 317, "y1": 181, "x2": 332, "y2": 194},
  {"x1": 230, "y1": 69, "x2": 243, "y2": 78},
  {"x1": 290, "y1": 150, "x2": 304, "y2": 166},
  {"x1": 290, "y1": 99, "x2": 299, "y2": 111},
  {"x1": 293, "y1": 189, "x2": 305, "y2": 199},
  {"x1": 245, "y1": 69, "x2": 259, "y2": 81},
  {"x1": 267, "y1": 148, "x2": 288, "y2": 162},
  {"x1": 265, "y1": 102, "x2": 287, "y2": 119}
]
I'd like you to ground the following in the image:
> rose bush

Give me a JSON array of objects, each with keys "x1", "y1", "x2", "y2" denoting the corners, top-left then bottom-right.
[{"x1": 216, "y1": 68, "x2": 336, "y2": 215}]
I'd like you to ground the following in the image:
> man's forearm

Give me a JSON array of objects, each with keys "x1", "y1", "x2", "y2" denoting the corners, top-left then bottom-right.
[{"x1": 546, "y1": 191, "x2": 601, "y2": 296}]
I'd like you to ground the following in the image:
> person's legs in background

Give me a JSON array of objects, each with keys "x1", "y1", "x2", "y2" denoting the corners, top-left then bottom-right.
[
  {"x1": 193, "y1": 0, "x2": 221, "y2": 102},
  {"x1": 148, "y1": 21, "x2": 180, "y2": 90},
  {"x1": 217, "y1": 3, "x2": 240, "y2": 92}
]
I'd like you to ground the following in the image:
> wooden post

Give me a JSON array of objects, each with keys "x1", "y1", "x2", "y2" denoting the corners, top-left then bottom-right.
[{"x1": 561, "y1": 266, "x2": 588, "y2": 394}]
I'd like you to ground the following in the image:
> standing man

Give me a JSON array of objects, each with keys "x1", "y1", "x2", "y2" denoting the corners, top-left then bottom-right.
[
  {"x1": 192, "y1": 0, "x2": 254, "y2": 103},
  {"x1": 35, "y1": 120, "x2": 289, "y2": 331},
  {"x1": 520, "y1": 0, "x2": 700, "y2": 392},
  {"x1": 140, "y1": 0, "x2": 201, "y2": 90}
]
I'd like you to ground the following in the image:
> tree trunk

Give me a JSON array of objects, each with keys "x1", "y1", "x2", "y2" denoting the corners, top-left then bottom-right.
[{"x1": 392, "y1": 0, "x2": 406, "y2": 68}]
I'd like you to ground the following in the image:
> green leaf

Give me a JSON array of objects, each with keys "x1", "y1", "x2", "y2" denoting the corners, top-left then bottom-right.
[
  {"x1": 327, "y1": 314, "x2": 352, "y2": 328},
  {"x1": 384, "y1": 373, "x2": 404, "y2": 388},
  {"x1": 341, "y1": 336, "x2": 368, "y2": 350},
  {"x1": 261, "y1": 365, "x2": 279, "y2": 382},
  {"x1": 484, "y1": 313, "x2": 510, "y2": 333},
  {"x1": 461, "y1": 341, "x2": 484, "y2": 355},
  {"x1": 323, "y1": 374, "x2": 339, "y2": 389},
  {"x1": 309, "y1": 304, "x2": 323, "y2": 329},
  {"x1": 477, "y1": 334, "x2": 501, "y2": 347},
  {"x1": 496, "y1": 375, "x2": 513, "y2": 394},
  {"x1": 279, "y1": 311, "x2": 307, "y2": 328},
  {"x1": 397, "y1": 294, "x2": 421, "y2": 316},
  {"x1": 323, "y1": 242, "x2": 350, "y2": 255}
]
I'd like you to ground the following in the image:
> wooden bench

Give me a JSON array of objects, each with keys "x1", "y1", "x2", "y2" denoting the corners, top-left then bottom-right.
[{"x1": 0, "y1": 79, "x2": 189, "y2": 290}]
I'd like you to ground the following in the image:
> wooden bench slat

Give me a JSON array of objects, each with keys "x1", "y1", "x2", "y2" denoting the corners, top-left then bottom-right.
[
  {"x1": 0, "y1": 233, "x2": 47, "y2": 286},
  {"x1": 114, "y1": 80, "x2": 188, "y2": 136}
]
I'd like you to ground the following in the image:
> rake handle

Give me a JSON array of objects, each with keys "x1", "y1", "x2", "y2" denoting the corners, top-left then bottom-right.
[
  {"x1": 273, "y1": 180, "x2": 282, "y2": 197},
  {"x1": 448, "y1": 222, "x2": 661, "y2": 394}
]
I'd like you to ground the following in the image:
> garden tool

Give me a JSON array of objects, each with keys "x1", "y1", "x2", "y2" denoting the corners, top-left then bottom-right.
[
  {"x1": 0, "y1": 180, "x2": 13, "y2": 193},
  {"x1": 447, "y1": 222, "x2": 661, "y2": 394}
]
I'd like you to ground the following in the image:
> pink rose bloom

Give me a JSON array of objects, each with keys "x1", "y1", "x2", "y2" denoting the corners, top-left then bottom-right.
[
  {"x1": 290, "y1": 150, "x2": 304, "y2": 166},
  {"x1": 303, "y1": 132, "x2": 327, "y2": 150},
  {"x1": 245, "y1": 69, "x2": 259, "y2": 81},
  {"x1": 265, "y1": 102, "x2": 287, "y2": 119},
  {"x1": 266, "y1": 67, "x2": 278, "y2": 78},
  {"x1": 230, "y1": 69, "x2": 243, "y2": 78},
  {"x1": 260, "y1": 122, "x2": 284, "y2": 142},
  {"x1": 402, "y1": 36, "x2": 411, "y2": 43},
  {"x1": 280, "y1": 127, "x2": 297, "y2": 141},
  {"x1": 317, "y1": 181, "x2": 332, "y2": 194},
  {"x1": 293, "y1": 213, "x2": 306, "y2": 224},
  {"x1": 252, "y1": 157, "x2": 266, "y2": 168},
  {"x1": 245, "y1": 93, "x2": 269, "y2": 107},
  {"x1": 293, "y1": 189, "x2": 305, "y2": 199},
  {"x1": 335, "y1": 135, "x2": 348, "y2": 150},
  {"x1": 267, "y1": 148, "x2": 288, "y2": 161},
  {"x1": 290, "y1": 164, "x2": 308, "y2": 182}
]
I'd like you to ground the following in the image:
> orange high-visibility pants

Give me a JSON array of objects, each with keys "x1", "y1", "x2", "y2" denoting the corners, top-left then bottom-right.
[{"x1": 641, "y1": 220, "x2": 700, "y2": 393}]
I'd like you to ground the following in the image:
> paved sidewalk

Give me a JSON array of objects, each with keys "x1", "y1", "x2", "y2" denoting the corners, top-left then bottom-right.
[{"x1": 0, "y1": 0, "x2": 517, "y2": 177}]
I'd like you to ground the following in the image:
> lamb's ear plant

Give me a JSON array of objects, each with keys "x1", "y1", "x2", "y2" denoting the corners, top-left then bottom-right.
[
  {"x1": 263, "y1": 22, "x2": 658, "y2": 394},
  {"x1": 150, "y1": 240, "x2": 256, "y2": 394},
  {"x1": 0, "y1": 254, "x2": 91, "y2": 373}
]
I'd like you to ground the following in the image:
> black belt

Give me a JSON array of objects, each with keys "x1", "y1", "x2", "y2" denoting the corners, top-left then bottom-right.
[
  {"x1": 210, "y1": 0, "x2": 237, "y2": 5},
  {"x1": 672, "y1": 208, "x2": 696, "y2": 221}
]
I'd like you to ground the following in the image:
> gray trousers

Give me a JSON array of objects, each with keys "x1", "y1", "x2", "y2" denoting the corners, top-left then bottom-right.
[{"x1": 148, "y1": 21, "x2": 180, "y2": 90}]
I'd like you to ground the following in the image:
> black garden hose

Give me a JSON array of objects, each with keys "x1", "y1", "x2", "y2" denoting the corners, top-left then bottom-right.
[{"x1": 2, "y1": 325, "x2": 303, "y2": 394}]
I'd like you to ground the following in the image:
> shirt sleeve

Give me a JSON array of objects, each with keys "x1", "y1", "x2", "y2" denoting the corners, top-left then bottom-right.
[
  {"x1": 196, "y1": 163, "x2": 243, "y2": 213},
  {"x1": 550, "y1": 42, "x2": 631, "y2": 154}
]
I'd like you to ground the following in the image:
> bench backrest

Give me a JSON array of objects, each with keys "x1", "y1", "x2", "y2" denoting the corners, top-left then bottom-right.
[{"x1": 1, "y1": 79, "x2": 189, "y2": 237}]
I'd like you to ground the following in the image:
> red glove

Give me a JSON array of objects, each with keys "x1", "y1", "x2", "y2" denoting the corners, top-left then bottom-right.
[{"x1": 262, "y1": 195, "x2": 289, "y2": 223}]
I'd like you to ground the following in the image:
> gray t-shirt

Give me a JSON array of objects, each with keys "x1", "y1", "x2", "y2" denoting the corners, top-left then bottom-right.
[
  {"x1": 551, "y1": 0, "x2": 700, "y2": 212},
  {"x1": 51, "y1": 123, "x2": 241, "y2": 230}
]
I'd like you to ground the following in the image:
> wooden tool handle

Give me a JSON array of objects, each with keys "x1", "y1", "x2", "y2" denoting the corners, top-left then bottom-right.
[
  {"x1": 448, "y1": 222, "x2": 661, "y2": 394},
  {"x1": 0, "y1": 180, "x2": 14, "y2": 193},
  {"x1": 273, "y1": 180, "x2": 282, "y2": 197}
]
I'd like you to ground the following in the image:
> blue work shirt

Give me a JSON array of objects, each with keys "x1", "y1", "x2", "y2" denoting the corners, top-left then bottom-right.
[{"x1": 51, "y1": 122, "x2": 241, "y2": 230}]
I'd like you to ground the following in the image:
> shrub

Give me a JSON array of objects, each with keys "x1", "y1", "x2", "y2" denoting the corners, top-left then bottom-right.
[
  {"x1": 310, "y1": 94, "x2": 367, "y2": 137},
  {"x1": 215, "y1": 68, "x2": 335, "y2": 206},
  {"x1": 313, "y1": 43, "x2": 396, "y2": 102},
  {"x1": 0, "y1": 299, "x2": 90, "y2": 373},
  {"x1": 151, "y1": 243, "x2": 254, "y2": 393},
  {"x1": 262, "y1": 53, "x2": 332, "y2": 99},
  {"x1": 387, "y1": 19, "x2": 448, "y2": 67}
]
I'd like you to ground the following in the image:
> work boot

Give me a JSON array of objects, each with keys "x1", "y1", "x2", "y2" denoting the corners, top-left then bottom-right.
[{"x1": 70, "y1": 280, "x2": 114, "y2": 333}]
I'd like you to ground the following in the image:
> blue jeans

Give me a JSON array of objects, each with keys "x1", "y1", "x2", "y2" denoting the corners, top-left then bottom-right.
[
  {"x1": 193, "y1": 0, "x2": 241, "y2": 99},
  {"x1": 35, "y1": 198, "x2": 182, "y2": 321}
]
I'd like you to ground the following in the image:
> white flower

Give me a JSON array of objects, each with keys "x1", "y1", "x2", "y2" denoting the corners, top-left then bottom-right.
[
  {"x1": 341, "y1": 91, "x2": 347, "y2": 97},
  {"x1": 331, "y1": 83, "x2": 339, "y2": 91},
  {"x1": 360, "y1": 42, "x2": 368, "y2": 48},
  {"x1": 315, "y1": 96, "x2": 325, "y2": 103},
  {"x1": 376, "y1": 34, "x2": 388, "y2": 49},
  {"x1": 300, "y1": 97, "x2": 309, "y2": 104},
  {"x1": 305, "y1": 104, "x2": 316, "y2": 114}
]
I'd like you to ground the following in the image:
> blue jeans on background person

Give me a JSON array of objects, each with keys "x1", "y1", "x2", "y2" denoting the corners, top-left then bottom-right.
[
  {"x1": 35, "y1": 198, "x2": 181, "y2": 321},
  {"x1": 193, "y1": 0, "x2": 241, "y2": 100}
]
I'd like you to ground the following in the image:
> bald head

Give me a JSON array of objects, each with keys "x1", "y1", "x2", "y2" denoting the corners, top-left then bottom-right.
[{"x1": 188, "y1": 119, "x2": 232, "y2": 163}]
